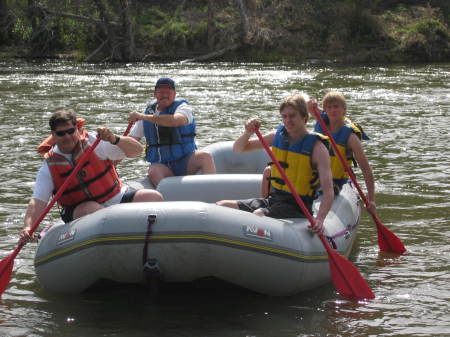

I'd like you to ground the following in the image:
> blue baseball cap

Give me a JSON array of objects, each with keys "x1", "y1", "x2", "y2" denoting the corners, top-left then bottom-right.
[{"x1": 155, "y1": 77, "x2": 175, "y2": 90}]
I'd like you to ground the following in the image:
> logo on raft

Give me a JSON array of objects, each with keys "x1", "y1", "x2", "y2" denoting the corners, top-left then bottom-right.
[
  {"x1": 57, "y1": 228, "x2": 77, "y2": 245},
  {"x1": 243, "y1": 224, "x2": 273, "y2": 241}
]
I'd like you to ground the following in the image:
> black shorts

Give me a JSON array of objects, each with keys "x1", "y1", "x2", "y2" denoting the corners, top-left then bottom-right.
[
  {"x1": 60, "y1": 190, "x2": 137, "y2": 223},
  {"x1": 237, "y1": 193, "x2": 311, "y2": 219}
]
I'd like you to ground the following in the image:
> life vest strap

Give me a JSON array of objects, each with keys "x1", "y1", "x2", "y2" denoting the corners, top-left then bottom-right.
[
  {"x1": 60, "y1": 161, "x2": 89, "y2": 178},
  {"x1": 59, "y1": 180, "x2": 119, "y2": 208},
  {"x1": 269, "y1": 177, "x2": 285, "y2": 185},
  {"x1": 268, "y1": 161, "x2": 289, "y2": 169},
  {"x1": 147, "y1": 133, "x2": 196, "y2": 147},
  {"x1": 61, "y1": 164, "x2": 114, "y2": 195}
]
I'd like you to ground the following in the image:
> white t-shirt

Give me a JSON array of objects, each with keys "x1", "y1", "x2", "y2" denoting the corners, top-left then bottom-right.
[
  {"x1": 129, "y1": 102, "x2": 194, "y2": 139},
  {"x1": 32, "y1": 132, "x2": 128, "y2": 204}
]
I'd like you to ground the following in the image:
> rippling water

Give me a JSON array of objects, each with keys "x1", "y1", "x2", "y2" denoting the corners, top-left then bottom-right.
[{"x1": 0, "y1": 60, "x2": 449, "y2": 337}]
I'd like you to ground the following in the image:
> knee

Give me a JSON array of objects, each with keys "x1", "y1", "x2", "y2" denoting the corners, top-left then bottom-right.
[
  {"x1": 148, "y1": 164, "x2": 172, "y2": 186},
  {"x1": 216, "y1": 200, "x2": 226, "y2": 206},
  {"x1": 133, "y1": 189, "x2": 164, "y2": 202},
  {"x1": 253, "y1": 208, "x2": 268, "y2": 216},
  {"x1": 216, "y1": 200, "x2": 236, "y2": 208},
  {"x1": 195, "y1": 151, "x2": 216, "y2": 173},
  {"x1": 74, "y1": 201, "x2": 104, "y2": 219},
  {"x1": 203, "y1": 151, "x2": 214, "y2": 164},
  {"x1": 147, "y1": 166, "x2": 159, "y2": 181}
]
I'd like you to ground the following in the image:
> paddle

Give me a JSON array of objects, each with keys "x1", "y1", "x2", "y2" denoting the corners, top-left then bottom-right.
[
  {"x1": 113, "y1": 121, "x2": 135, "y2": 167},
  {"x1": 123, "y1": 120, "x2": 135, "y2": 136},
  {"x1": 312, "y1": 110, "x2": 406, "y2": 254},
  {"x1": 0, "y1": 135, "x2": 102, "y2": 296},
  {"x1": 255, "y1": 129, "x2": 375, "y2": 300}
]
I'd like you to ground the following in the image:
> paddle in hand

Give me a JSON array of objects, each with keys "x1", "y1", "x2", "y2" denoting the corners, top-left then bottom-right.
[{"x1": 255, "y1": 128, "x2": 375, "y2": 300}]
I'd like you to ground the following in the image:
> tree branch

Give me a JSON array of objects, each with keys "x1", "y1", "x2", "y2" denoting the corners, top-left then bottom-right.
[{"x1": 43, "y1": 8, "x2": 119, "y2": 27}]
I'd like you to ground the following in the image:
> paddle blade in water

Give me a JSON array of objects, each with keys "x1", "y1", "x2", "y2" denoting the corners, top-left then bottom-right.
[
  {"x1": 326, "y1": 243, "x2": 375, "y2": 300},
  {"x1": 0, "y1": 137, "x2": 103, "y2": 296},
  {"x1": 255, "y1": 129, "x2": 375, "y2": 300},
  {"x1": 312, "y1": 109, "x2": 406, "y2": 254},
  {"x1": 375, "y1": 219, "x2": 406, "y2": 254}
]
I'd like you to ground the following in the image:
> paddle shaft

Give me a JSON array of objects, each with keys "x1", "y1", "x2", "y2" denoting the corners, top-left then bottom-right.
[
  {"x1": 112, "y1": 121, "x2": 134, "y2": 167},
  {"x1": 255, "y1": 130, "x2": 332, "y2": 246},
  {"x1": 0, "y1": 136, "x2": 102, "y2": 295},
  {"x1": 27, "y1": 137, "x2": 101, "y2": 237},
  {"x1": 312, "y1": 111, "x2": 373, "y2": 210},
  {"x1": 24, "y1": 122, "x2": 132, "y2": 238},
  {"x1": 312, "y1": 109, "x2": 406, "y2": 253},
  {"x1": 255, "y1": 128, "x2": 375, "y2": 299},
  {"x1": 255, "y1": 130, "x2": 316, "y2": 225},
  {"x1": 123, "y1": 121, "x2": 135, "y2": 136}
]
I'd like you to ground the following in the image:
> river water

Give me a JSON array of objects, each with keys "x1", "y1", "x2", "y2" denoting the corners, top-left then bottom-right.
[{"x1": 0, "y1": 60, "x2": 449, "y2": 337}]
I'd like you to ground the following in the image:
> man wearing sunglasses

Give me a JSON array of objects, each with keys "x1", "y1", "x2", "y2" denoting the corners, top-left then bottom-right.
[
  {"x1": 128, "y1": 77, "x2": 216, "y2": 187},
  {"x1": 20, "y1": 109, "x2": 163, "y2": 243}
]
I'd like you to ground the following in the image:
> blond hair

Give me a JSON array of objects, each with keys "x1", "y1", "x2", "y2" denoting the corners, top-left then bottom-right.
[{"x1": 322, "y1": 91, "x2": 347, "y2": 111}]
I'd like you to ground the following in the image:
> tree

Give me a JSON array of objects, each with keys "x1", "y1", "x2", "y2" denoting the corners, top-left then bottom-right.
[{"x1": 0, "y1": 0, "x2": 14, "y2": 44}]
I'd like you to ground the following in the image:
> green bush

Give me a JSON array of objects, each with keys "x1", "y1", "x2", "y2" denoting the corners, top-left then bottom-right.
[
  {"x1": 398, "y1": 18, "x2": 449, "y2": 60},
  {"x1": 12, "y1": 17, "x2": 32, "y2": 41}
]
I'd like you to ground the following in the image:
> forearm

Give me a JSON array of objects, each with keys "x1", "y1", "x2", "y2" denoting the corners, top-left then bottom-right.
[
  {"x1": 315, "y1": 188, "x2": 334, "y2": 223},
  {"x1": 349, "y1": 136, "x2": 375, "y2": 202},
  {"x1": 137, "y1": 113, "x2": 186, "y2": 127},
  {"x1": 233, "y1": 132, "x2": 252, "y2": 152},
  {"x1": 312, "y1": 142, "x2": 334, "y2": 223},
  {"x1": 361, "y1": 167, "x2": 375, "y2": 202},
  {"x1": 23, "y1": 198, "x2": 48, "y2": 230},
  {"x1": 114, "y1": 136, "x2": 143, "y2": 158}
]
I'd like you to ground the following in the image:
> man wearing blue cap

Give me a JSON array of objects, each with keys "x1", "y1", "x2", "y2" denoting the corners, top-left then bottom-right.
[{"x1": 128, "y1": 77, "x2": 216, "y2": 186}]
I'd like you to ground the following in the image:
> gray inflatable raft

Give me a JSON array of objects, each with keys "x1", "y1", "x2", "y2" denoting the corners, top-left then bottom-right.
[{"x1": 34, "y1": 142, "x2": 361, "y2": 295}]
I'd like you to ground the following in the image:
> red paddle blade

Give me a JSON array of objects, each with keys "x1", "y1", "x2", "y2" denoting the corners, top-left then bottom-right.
[
  {"x1": 328, "y1": 250, "x2": 375, "y2": 300},
  {"x1": 0, "y1": 253, "x2": 15, "y2": 296},
  {"x1": 321, "y1": 238, "x2": 375, "y2": 300},
  {"x1": 375, "y1": 220, "x2": 406, "y2": 254}
]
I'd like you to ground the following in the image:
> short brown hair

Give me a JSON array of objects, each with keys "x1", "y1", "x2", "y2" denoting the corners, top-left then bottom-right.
[
  {"x1": 322, "y1": 91, "x2": 347, "y2": 111},
  {"x1": 49, "y1": 109, "x2": 77, "y2": 130},
  {"x1": 279, "y1": 94, "x2": 308, "y2": 118}
]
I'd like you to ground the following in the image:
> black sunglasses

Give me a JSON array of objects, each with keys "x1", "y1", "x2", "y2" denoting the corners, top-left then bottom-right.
[{"x1": 54, "y1": 127, "x2": 76, "y2": 137}]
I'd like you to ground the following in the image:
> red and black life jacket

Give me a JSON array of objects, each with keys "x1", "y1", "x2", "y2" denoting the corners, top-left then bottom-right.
[{"x1": 44, "y1": 137, "x2": 122, "y2": 209}]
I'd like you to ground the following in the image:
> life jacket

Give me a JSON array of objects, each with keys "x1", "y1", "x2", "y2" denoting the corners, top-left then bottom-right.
[
  {"x1": 37, "y1": 118, "x2": 88, "y2": 154},
  {"x1": 270, "y1": 125, "x2": 329, "y2": 203},
  {"x1": 313, "y1": 112, "x2": 369, "y2": 140},
  {"x1": 314, "y1": 112, "x2": 368, "y2": 189},
  {"x1": 44, "y1": 138, "x2": 122, "y2": 209},
  {"x1": 143, "y1": 98, "x2": 197, "y2": 163}
]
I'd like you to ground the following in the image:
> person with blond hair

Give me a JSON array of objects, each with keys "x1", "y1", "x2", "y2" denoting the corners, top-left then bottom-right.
[{"x1": 216, "y1": 94, "x2": 334, "y2": 234}]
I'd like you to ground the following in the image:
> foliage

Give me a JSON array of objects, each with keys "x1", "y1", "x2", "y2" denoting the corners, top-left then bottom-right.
[
  {"x1": 136, "y1": 5, "x2": 208, "y2": 56},
  {"x1": 381, "y1": 5, "x2": 449, "y2": 61},
  {"x1": 11, "y1": 17, "x2": 32, "y2": 41},
  {"x1": 398, "y1": 19, "x2": 449, "y2": 61},
  {"x1": 0, "y1": 0, "x2": 448, "y2": 63}
]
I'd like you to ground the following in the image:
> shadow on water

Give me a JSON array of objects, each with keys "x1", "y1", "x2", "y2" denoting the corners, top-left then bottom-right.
[
  {"x1": 1, "y1": 60, "x2": 449, "y2": 337},
  {"x1": 17, "y1": 279, "x2": 344, "y2": 337}
]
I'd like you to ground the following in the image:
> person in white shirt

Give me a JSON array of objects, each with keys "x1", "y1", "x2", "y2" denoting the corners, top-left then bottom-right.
[
  {"x1": 20, "y1": 109, "x2": 163, "y2": 243},
  {"x1": 128, "y1": 77, "x2": 216, "y2": 187}
]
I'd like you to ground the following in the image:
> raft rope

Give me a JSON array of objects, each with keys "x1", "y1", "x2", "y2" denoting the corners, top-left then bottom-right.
[{"x1": 142, "y1": 214, "x2": 162, "y2": 294}]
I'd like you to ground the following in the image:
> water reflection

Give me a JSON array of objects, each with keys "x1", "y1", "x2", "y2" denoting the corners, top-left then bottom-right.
[{"x1": 0, "y1": 60, "x2": 449, "y2": 337}]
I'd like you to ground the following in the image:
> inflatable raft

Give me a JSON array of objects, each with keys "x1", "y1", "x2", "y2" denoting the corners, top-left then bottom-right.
[{"x1": 34, "y1": 142, "x2": 361, "y2": 296}]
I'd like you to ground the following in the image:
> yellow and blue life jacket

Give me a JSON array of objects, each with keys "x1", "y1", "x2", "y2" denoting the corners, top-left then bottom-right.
[
  {"x1": 143, "y1": 98, "x2": 197, "y2": 163},
  {"x1": 314, "y1": 112, "x2": 368, "y2": 188},
  {"x1": 270, "y1": 125, "x2": 329, "y2": 202}
]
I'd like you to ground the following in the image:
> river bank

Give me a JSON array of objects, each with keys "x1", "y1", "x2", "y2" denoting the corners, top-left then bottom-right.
[{"x1": 1, "y1": 1, "x2": 448, "y2": 64}]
